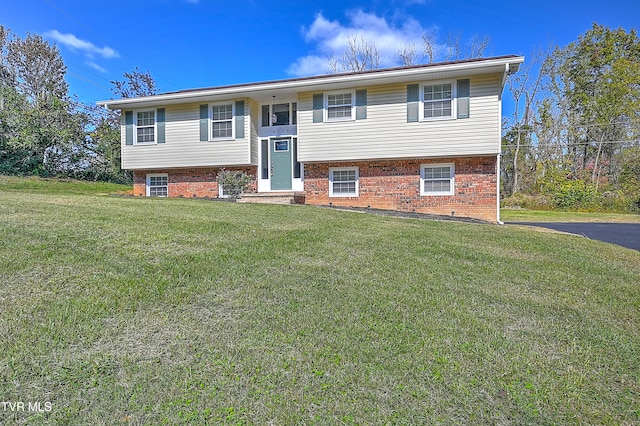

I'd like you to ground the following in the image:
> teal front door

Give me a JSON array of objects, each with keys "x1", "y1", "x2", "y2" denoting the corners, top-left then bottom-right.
[{"x1": 271, "y1": 138, "x2": 292, "y2": 190}]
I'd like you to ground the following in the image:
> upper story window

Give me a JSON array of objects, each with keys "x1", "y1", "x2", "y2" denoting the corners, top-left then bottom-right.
[
  {"x1": 423, "y1": 82, "x2": 453, "y2": 119},
  {"x1": 261, "y1": 102, "x2": 297, "y2": 127},
  {"x1": 326, "y1": 91, "x2": 354, "y2": 121},
  {"x1": 200, "y1": 101, "x2": 244, "y2": 142},
  {"x1": 125, "y1": 108, "x2": 165, "y2": 146},
  {"x1": 407, "y1": 79, "x2": 470, "y2": 123},
  {"x1": 212, "y1": 103, "x2": 233, "y2": 139},
  {"x1": 136, "y1": 111, "x2": 155, "y2": 144}
]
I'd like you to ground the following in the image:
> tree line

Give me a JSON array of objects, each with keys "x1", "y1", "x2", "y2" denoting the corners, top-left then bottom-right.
[
  {"x1": 502, "y1": 24, "x2": 640, "y2": 213},
  {"x1": 0, "y1": 26, "x2": 154, "y2": 183}
]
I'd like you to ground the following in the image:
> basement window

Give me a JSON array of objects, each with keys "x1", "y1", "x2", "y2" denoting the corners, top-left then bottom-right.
[
  {"x1": 420, "y1": 164, "x2": 454, "y2": 196},
  {"x1": 146, "y1": 173, "x2": 168, "y2": 197},
  {"x1": 329, "y1": 167, "x2": 359, "y2": 197}
]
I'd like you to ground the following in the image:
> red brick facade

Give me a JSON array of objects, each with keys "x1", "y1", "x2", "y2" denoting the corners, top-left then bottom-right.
[
  {"x1": 132, "y1": 167, "x2": 257, "y2": 198},
  {"x1": 133, "y1": 156, "x2": 498, "y2": 222},
  {"x1": 304, "y1": 156, "x2": 498, "y2": 222}
]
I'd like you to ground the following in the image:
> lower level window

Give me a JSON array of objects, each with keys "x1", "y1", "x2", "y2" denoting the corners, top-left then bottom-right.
[
  {"x1": 147, "y1": 174, "x2": 168, "y2": 197},
  {"x1": 421, "y1": 163, "x2": 454, "y2": 195},
  {"x1": 218, "y1": 184, "x2": 229, "y2": 198},
  {"x1": 329, "y1": 167, "x2": 358, "y2": 197}
]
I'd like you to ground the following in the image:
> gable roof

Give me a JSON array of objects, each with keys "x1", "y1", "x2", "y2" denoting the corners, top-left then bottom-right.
[{"x1": 99, "y1": 55, "x2": 524, "y2": 110}]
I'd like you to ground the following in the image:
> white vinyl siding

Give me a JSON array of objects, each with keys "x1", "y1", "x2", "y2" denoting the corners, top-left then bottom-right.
[
  {"x1": 421, "y1": 163, "x2": 454, "y2": 195},
  {"x1": 329, "y1": 167, "x2": 358, "y2": 197},
  {"x1": 122, "y1": 102, "x2": 250, "y2": 169},
  {"x1": 298, "y1": 75, "x2": 501, "y2": 162},
  {"x1": 146, "y1": 173, "x2": 168, "y2": 197}
]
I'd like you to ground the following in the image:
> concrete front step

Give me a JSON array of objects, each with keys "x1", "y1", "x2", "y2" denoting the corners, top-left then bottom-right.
[{"x1": 238, "y1": 192, "x2": 305, "y2": 205}]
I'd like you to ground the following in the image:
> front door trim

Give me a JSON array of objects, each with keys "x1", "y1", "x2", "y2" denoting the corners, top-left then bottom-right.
[{"x1": 270, "y1": 137, "x2": 293, "y2": 191}]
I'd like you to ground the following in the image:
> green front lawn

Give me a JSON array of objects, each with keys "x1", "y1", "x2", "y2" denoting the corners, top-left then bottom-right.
[
  {"x1": 0, "y1": 175, "x2": 132, "y2": 195},
  {"x1": 1, "y1": 180, "x2": 639, "y2": 424}
]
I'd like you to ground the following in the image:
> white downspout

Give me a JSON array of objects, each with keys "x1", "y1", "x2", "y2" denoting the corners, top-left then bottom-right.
[
  {"x1": 497, "y1": 63, "x2": 510, "y2": 225},
  {"x1": 497, "y1": 153, "x2": 504, "y2": 225}
]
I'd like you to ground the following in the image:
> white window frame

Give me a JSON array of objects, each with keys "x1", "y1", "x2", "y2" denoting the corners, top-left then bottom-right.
[
  {"x1": 420, "y1": 163, "x2": 455, "y2": 196},
  {"x1": 146, "y1": 173, "x2": 168, "y2": 197},
  {"x1": 218, "y1": 184, "x2": 229, "y2": 199},
  {"x1": 210, "y1": 102, "x2": 235, "y2": 140},
  {"x1": 134, "y1": 110, "x2": 156, "y2": 145},
  {"x1": 329, "y1": 167, "x2": 359, "y2": 197},
  {"x1": 420, "y1": 80, "x2": 455, "y2": 121},
  {"x1": 325, "y1": 90, "x2": 355, "y2": 122}
]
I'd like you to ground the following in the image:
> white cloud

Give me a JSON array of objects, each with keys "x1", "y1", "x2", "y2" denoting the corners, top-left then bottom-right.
[
  {"x1": 288, "y1": 10, "x2": 440, "y2": 76},
  {"x1": 44, "y1": 30, "x2": 119, "y2": 59},
  {"x1": 85, "y1": 61, "x2": 107, "y2": 73},
  {"x1": 288, "y1": 55, "x2": 333, "y2": 76}
]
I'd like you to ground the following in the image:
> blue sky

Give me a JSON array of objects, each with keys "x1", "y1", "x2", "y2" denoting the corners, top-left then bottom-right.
[{"x1": 2, "y1": 0, "x2": 639, "y2": 105}]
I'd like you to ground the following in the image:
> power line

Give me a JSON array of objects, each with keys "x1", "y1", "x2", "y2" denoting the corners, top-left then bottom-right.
[
  {"x1": 502, "y1": 139, "x2": 640, "y2": 148},
  {"x1": 66, "y1": 70, "x2": 112, "y2": 92},
  {"x1": 504, "y1": 120, "x2": 640, "y2": 133}
]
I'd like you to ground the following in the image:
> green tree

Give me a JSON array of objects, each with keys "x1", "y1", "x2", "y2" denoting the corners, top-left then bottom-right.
[
  {"x1": 93, "y1": 67, "x2": 160, "y2": 182},
  {"x1": 0, "y1": 26, "x2": 78, "y2": 175},
  {"x1": 111, "y1": 67, "x2": 157, "y2": 98},
  {"x1": 544, "y1": 24, "x2": 640, "y2": 190},
  {"x1": 84, "y1": 104, "x2": 131, "y2": 183}
]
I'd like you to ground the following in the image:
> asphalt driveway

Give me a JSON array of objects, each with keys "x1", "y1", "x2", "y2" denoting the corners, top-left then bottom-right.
[{"x1": 512, "y1": 222, "x2": 640, "y2": 251}]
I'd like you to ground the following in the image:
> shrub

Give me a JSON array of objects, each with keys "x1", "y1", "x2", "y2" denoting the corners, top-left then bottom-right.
[
  {"x1": 217, "y1": 169, "x2": 252, "y2": 201},
  {"x1": 501, "y1": 193, "x2": 554, "y2": 210},
  {"x1": 551, "y1": 179, "x2": 596, "y2": 209}
]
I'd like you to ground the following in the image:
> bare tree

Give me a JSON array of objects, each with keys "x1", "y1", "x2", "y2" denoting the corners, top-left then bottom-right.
[
  {"x1": 327, "y1": 35, "x2": 380, "y2": 73},
  {"x1": 422, "y1": 33, "x2": 437, "y2": 63},
  {"x1": 327, "y1": 52, "x2": 339, "y2": 74},
  {"x1": 469, "y1": 35, "x2": 492, "y2": 58},
  {"x1": 444, "y1": 32, "x2": 462, "y2": 61},
  {"x1": 327, "y1": 30, "x2": 493, "y2": 74},
  {"x1": 423, "y1": 32, "x2": 491, "y2": 63},
  {"x1": 395, "y1": 43, "x2": 417, "y2": 66},
  {"x1": 506, "y1": 51, "x2": 545, "y2": 194}
]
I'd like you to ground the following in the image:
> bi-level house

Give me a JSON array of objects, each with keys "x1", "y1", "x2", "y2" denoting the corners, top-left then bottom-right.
[{"x1": 99, "y1": 55, "x2": 523, "y2": 222}]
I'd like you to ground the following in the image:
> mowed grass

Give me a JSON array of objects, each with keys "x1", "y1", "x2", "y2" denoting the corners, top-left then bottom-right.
[
  {"x1": 1, "y1": 179, "x2": 639, "y2": 424},
  {"x1": 0, "y1": 175, "x2": 132, "y2": 195}
]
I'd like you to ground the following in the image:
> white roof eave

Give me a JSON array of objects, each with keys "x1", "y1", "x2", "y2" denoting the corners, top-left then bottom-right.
[{"x1": 98, "y1": 56, "x2": 524, "y2": 110}]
